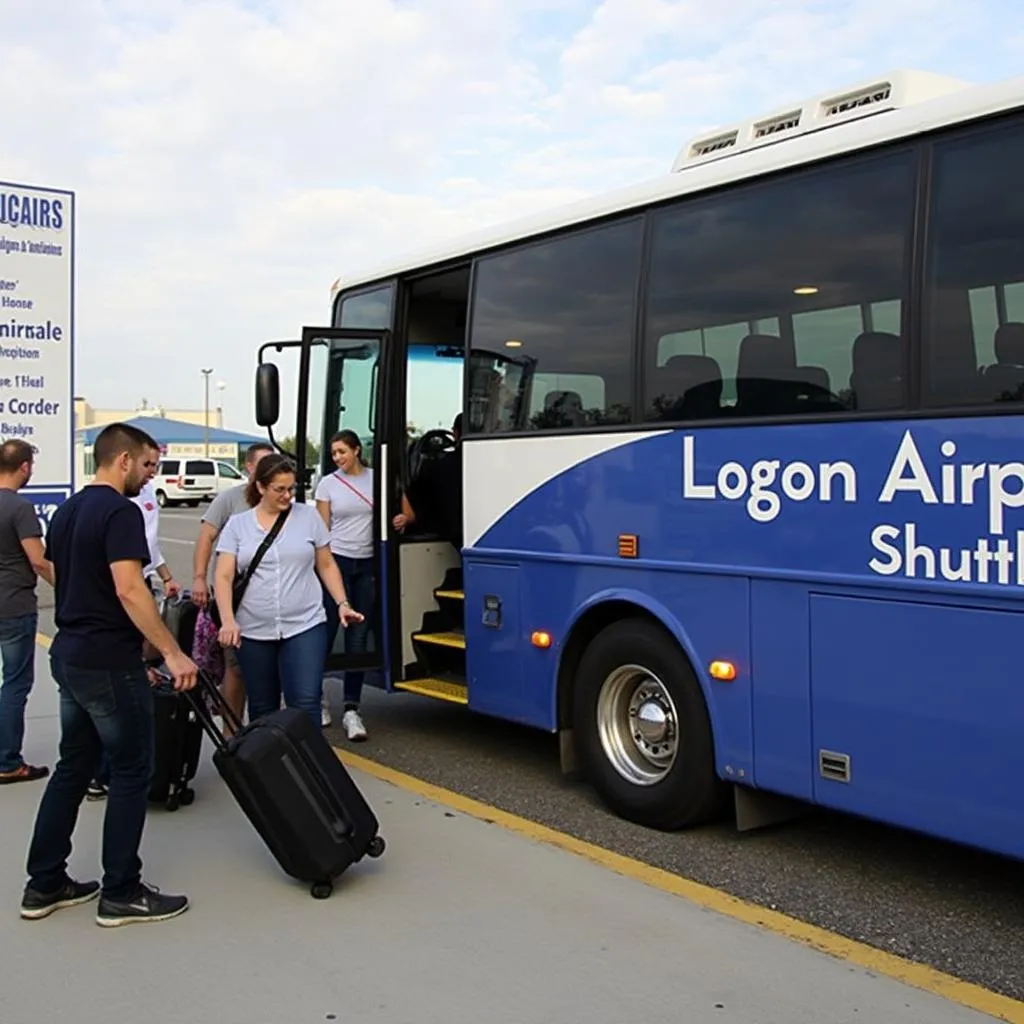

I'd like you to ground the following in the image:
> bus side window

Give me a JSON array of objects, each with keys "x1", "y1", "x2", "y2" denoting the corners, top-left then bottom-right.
[
  {"x1": 528, "y1": 373, "x2": 606, "y2": 429},
  {"x1": 467, "y1": 218, "x2": 642, "y2": 433},
  {"x1": 642, "y1": 151, "x2": 915, "y2": 422},
  {"x1": 923, "y1": 115, "x2": 1024, "y2": 407}
]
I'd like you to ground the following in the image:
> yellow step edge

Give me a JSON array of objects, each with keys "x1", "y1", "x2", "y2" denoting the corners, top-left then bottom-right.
[
  {"x1": 412, "y1": 630, "x2": 466, "y2": 650},
  {"x1": 434, "y1": 589, "x2": 464, "y2": 601},
  {"x1": 394, "y1": 678, "x2": 468, "y2": 705}
]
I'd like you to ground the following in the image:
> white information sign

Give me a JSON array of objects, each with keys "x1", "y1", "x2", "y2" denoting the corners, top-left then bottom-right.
[{"x1": 0, "y1": 181, "x2": 74, "y2": 534}]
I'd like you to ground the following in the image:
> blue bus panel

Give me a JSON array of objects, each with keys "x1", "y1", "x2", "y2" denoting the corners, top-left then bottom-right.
[{"x1": 463, "y1": 417, "x2": 1024, "y2": 858}]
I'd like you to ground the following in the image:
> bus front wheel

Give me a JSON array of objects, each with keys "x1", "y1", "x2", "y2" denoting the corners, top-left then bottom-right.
[{"x1": 573, "y1": 619, "x2": 725, "y2": 831}]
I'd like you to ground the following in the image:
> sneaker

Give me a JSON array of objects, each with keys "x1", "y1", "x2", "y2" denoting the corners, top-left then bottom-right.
[
  {"x1": 21, "y1": 878, "x2": 100, "y2": 920},
  {"x1": 341, "y1": 709, "x2": 367, "y2": 742},
  {"x1": 0, "y1": 763, "x2": 49, "y2": 785},
  {"x1": 321, "y1": 697, "x2": 332, "y2": 728},
  {"x1": 96, "y1": 882, "x2": 189, "y2": 928},
  {"x1": 86, "y1": 779, "x2": 108, "y2": 801}
]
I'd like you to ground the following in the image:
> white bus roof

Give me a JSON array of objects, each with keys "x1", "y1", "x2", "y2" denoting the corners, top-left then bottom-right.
[{"x1": 330, "y1": 69, "x2": 1024, "y2": 301}]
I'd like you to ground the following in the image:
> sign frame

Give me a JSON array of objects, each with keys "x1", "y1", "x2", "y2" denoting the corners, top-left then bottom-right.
[{"x1": 0, "y1": 179, "x2": 75, "y2": 534}]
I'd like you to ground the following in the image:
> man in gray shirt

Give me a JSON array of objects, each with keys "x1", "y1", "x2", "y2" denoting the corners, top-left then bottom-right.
[
  {"x1": 191, "y1": 441, "x2": 272, "y2": 730},
  {"x1": 0, "y1": 440, "x2": 54, "y2": 784}
]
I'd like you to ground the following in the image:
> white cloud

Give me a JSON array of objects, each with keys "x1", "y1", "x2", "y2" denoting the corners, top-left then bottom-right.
[{"x1": 0, "y1": 0, "x2": 1020, "y2": 430}]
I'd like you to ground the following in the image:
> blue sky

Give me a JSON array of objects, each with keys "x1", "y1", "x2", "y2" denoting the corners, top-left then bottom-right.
[{"x1": 1, "y1": 0, "x2": 1022, "y2": 431}]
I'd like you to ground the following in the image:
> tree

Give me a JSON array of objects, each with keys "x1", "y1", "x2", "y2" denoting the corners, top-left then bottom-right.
[{"x1": 278, "y1": 435, "x2": 321, "y2": 465}]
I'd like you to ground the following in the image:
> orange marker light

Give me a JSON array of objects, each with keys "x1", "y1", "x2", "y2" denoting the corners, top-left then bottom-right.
[
  {"x1": 709, "y1": 660, "x2": 737, "y2": 682},
  {"x1": 531, "y1": 631, "x2": 553, "y2": 649}
]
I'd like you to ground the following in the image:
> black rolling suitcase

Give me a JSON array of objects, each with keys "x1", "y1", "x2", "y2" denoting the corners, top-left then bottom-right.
[
  {"x1": 187, "y1": 673, "x2": 385, "y2": 898},
  {"x1": 149, "y1": 686, "x2": 203, "y2": 810},
  {"x1": 149, "y1": 595, "x2": 204, "y2": 810}
]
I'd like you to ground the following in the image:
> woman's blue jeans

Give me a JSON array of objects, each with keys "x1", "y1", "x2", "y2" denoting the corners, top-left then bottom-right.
[
  {"x1": 322, "y1": 554, "x2": 375, "y2": 708},
  {"x1": 235, "y1": 622, "x2": 327, "y2": 730}
]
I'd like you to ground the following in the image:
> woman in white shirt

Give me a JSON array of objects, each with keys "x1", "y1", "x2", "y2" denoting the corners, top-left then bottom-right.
[{"x1": 314, "y1": 430, "x2": 375, "y2": 742}]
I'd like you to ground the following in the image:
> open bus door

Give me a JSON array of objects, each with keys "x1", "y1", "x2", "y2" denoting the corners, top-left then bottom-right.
[{"x1": 255, "y1": 327, "x2": 396, "y2": 679}]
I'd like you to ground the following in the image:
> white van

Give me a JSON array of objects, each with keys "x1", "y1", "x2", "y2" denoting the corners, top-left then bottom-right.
[
  {"x1": 153, "y1": 458, "x2": 218, "y2": 507},
  {"x1": 208, "y1": 460, "x2": 247, "y2": 499}
]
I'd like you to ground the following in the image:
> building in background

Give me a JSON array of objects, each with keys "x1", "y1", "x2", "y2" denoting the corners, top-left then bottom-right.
[
  {"x1": 74, "y1": 397, "x2": 225, "y2": 432},
  {"x1": 75, "y1": 415, "x2": 268, "y2": 489}
]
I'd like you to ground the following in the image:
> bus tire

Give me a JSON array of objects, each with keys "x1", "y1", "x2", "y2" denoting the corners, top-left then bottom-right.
[{"x1": 573, "y1": 618, "x2": 725, "y2": 831}]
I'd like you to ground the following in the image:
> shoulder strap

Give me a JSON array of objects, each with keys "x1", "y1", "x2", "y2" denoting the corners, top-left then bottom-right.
[
  {"x1": 235, "y1": 504, "x2": 291, "y2": 604},
  {"x1": 332, "y1": 470, "x2": 373, "y2": 509}
]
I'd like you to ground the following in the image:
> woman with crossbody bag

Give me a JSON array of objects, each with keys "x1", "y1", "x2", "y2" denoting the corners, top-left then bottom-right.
[
  {"x1": 214, "y1": 453, "x2": 363, "y2": 729},
  {"x1": 313, "y1": 430, "x2": 376, "y2": 741}
]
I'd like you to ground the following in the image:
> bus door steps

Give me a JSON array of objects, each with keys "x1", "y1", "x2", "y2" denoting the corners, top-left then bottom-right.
[
  {"x1": 393, "y1": 676, "x2": 468, "y2": 705},
  {"x1": 438, "y1": 566, "x2": 463, "y2": 594},
  {"x1": 412, "y1": 629, "x2": 466, "y2": 678},
  {"x1": 413, "y1": 630, "x2": 465, "y2": 649},
  {"x1": 432, "y1": 566, "x2": 464, "y2": 631},
  {"x1": 433, "y1": 584, "x2": 464, "y2": 631}
]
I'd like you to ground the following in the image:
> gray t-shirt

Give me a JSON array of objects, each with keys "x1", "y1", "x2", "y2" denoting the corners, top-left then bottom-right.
[
  {"x1": 0, "y1": 488, "x2": 42, "y2": 618},
  {"x1": 201, "y1": 483, "x2": 251, "y2": 533},
  {"x1": 216, "y1": 502, "x2": 330, "y2": 641}
]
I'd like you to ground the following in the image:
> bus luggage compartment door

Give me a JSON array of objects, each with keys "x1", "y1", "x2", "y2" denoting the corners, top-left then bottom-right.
[
  {"x1": 808, "y1": 592, "x2": 1024, "y2": 859},
  {"x1": 464, "y1": 561, "x2": 525, "y2": 721}
]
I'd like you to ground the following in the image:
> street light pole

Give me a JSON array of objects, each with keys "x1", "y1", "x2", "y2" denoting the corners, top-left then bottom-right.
[{"x1": 201, "y1": 368, "x2": 213, "y2": 457}]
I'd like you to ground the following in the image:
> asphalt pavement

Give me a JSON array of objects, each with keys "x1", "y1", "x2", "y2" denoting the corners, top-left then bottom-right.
[
  {"x1": 3, "y1": 647, "x2": 1004, "y2": 1024},
  {"x1": 86, "y1": 506, "x2": 1024, "y2": 1003}
]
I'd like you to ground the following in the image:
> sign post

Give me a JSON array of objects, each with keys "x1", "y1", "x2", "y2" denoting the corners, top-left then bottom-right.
[{"x1": 0, "y1": 181, "x2": 74, "y2": 537}]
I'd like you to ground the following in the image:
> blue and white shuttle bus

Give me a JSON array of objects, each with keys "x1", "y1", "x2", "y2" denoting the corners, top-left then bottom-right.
[{"x1": 255, "y1": 68, "x2": 1024, "y2": 859}]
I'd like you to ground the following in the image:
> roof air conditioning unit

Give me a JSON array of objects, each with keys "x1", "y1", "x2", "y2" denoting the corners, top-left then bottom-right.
[{"x1": 671, "y1": 69, "x2": 972, "y2": 173}]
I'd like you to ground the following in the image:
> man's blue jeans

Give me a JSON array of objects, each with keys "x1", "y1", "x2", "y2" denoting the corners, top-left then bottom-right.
[
  {"x1": 0, "y1": 612, "x2": 38, "y2": 773},
  {"x1": 235, "y1": 622, "x2": 327, "y2": 729},
  {"x1": 26, "y1": 655, "x2": 154, "y2": 900}
]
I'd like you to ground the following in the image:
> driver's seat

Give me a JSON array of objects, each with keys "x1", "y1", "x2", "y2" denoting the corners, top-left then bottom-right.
[{"x1": 406, "y1": 428, "x2": 454, "y2": 488}]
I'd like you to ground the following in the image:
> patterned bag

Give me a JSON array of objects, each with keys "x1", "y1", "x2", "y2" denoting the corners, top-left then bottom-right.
[{"x1": 190, "y1": 607, "x2": 225, "y2": 714}]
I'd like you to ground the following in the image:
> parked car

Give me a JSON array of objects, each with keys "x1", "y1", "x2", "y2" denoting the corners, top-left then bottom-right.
[
  {"x1": 205, "y1": 460, "x2": 247, "y2": 500},
  {"x1": 152, "y1": 458, "x2": 218, "y2": 507}
]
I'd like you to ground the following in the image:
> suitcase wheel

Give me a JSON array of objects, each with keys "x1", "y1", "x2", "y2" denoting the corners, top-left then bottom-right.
[
  {"x1": 367, "y1": 836, "x2": 386, "y2": 859},
  {"x1": 311, "y1": 882, "x2": 333, "y2": 900},
  {"x1": 165, "y1": 787, "x2": 195, "y2": 812}
]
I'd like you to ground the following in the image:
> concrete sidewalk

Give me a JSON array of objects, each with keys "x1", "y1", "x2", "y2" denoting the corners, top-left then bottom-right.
[{"x1": 0, "y1": 646, "x2": 998, "y2": 1024}]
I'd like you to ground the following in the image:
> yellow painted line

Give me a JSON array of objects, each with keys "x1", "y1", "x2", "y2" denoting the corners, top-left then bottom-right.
[
  {"x1": 336, "y1": 748, "x2": 1024, "y2": 1024},
  {"x1": 31, "y1": 632, "x2": 1022, "y2": 1021}
]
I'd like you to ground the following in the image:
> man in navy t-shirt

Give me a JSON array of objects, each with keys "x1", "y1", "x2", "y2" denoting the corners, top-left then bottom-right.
[{"x1": 20, "y1": 423, "x2": 199, "y2": 928}]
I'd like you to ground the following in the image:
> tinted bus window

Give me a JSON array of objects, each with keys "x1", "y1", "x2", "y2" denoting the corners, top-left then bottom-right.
[
  {"x1": 923, "y1": 115, "x2": 1024, "y2": 407},
  {"x1": 643, "y1": 151, "x2": 916, "y2": 421},
  {"x1": 335, "y1": 285, "x2": 394, "y2": 329},
  {"x1": 468, "y1": 218, "x2": 643, "y2": 432}
]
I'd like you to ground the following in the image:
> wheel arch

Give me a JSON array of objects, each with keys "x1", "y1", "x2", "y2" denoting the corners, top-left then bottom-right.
[{"x1": 555, "y1": 589, "x2": 720, "y2": 751}]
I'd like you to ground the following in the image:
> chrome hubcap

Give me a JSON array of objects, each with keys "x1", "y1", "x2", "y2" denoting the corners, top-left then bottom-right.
[{"x1": 596, "y1": 665, "x2": 679, "y2": 786}]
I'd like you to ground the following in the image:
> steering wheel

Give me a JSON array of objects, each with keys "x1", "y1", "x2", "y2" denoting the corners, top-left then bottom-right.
[{"x1": 406, "y1": 429, "x2": 455, "y2": 486}]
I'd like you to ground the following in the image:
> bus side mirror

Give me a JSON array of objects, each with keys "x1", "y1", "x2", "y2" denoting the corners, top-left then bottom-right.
[{"x1": 255, "y1": 363, "x2": 280, "y2": 427}]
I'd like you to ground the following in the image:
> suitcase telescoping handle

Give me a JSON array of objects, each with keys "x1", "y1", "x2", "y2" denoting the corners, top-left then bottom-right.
[{"x1": 152, "y1": 667, "x2": 243, "y2": 752}]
